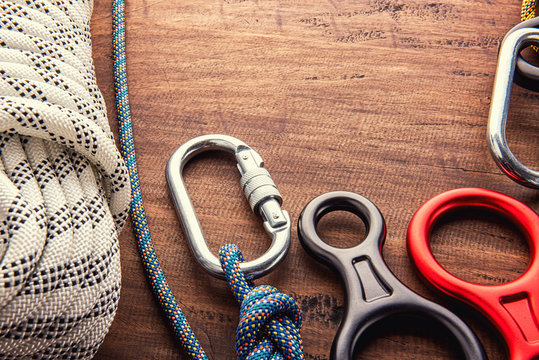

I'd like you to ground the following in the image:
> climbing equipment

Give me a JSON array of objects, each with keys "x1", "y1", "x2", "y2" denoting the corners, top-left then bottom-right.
[
  {"x1": 408, "y1": 188, "x2": 539, "y2": 360},
  {"x1": 485, "y1": 2, "x2": 539, "y2": 187},
  {"x1": 298, "y1": 191, "x2": 486, "y2": 360},
  {"x1": 522, "y1": 0, "x2": 536, "y2": 21},
  {"x1": 219, "y1": 244, "x2": 303, "y2": 359},
  {"x1": 0, "y1": 0, "x2": 131, "y2": 358},
  {"x1": 112, "y1": 0, "x2": 209, "y2": 358},
  {"x1": 166, "y1": 134, "x2": 291, "y2": 279},
  {"x1": 112, "y1": 0, "x2": 303, "y2": 356},
  {"x1": 487, "y1": 26, "x2": 539, "y2": 188},
  {"x1": 165, "y1": 134, "x2": 303, "y2": 359},
  {"x1": 505, "y1": 17, "x2": 539, "y2": 88}
]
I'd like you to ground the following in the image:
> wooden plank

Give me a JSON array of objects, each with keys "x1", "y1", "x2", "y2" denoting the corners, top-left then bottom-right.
[{"x1": 91, "y1": 0, "x2": 538, "y2": 358}]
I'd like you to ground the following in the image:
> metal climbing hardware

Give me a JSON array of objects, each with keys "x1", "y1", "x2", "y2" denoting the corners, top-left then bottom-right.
[
  {"x1": 166, "y1": 134, "x2": 291, "y2": 279},
  {"x1": 504, "y1": 17, "x2": 539, "y2": 89},
  {"x1": 488, "y1": 27, "x2": 539, "y2": 189}
]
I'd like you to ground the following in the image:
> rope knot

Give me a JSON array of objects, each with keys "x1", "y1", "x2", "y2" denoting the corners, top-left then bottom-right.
[{"x1": 219, "y1": 244, "x2": 304, "y2": 360}]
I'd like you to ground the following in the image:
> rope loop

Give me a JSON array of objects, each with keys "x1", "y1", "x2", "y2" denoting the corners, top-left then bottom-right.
[
  {"x1": 219, "y1": 244, "x2": 304, "y2": 360},
  {"x1": 0, "y1": 0, "x2": 131, "y2": 357}
]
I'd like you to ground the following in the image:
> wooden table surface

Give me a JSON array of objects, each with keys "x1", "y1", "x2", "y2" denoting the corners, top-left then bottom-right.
[{"x1": 90, "y1": 0, "x2": 538, "y2": 358}]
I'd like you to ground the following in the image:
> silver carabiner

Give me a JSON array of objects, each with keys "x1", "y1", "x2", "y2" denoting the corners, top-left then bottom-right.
[
  {"x1": 166, "y1": 134, "x2": 291, "y2": 279},
  {"x1": 488, "y1": 27, "x2": 539, "y2": 189}
]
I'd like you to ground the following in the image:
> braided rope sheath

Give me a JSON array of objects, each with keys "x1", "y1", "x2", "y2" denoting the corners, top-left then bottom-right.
[
  {"x1": 219, "y1": 245, "x2": 303, "y2": 360},
  {"x1": 111, "y1": 0, "x2": 209, "y2": 359},
  {"x1": 520, "y1": 1, "x2": 537, "y2": 52},
  {"x1": 522, "y1": 0, "x2": 536, "y2": 20},
  {"x1": 0, "y1": 0, "x2": 131, "y2": 358},
  {"x1": 112, "y1": 1, "x2": 304, "y2": 359}
]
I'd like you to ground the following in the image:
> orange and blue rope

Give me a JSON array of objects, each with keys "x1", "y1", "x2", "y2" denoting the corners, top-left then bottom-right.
[
  {"x1": 111, "y1": 0, "x2": 304, "y2": 359},
  {"x1": 522, "y1": 0, "x2": 536, "y2": 21},
  {"x1": 521, "y1": 1, "x2": 538, "y2": 52},
  {"x1": 219, "y1": 245, "x2": 303, "y2": 359},
  {"x1": 112, "y1": 0, "x2": 208, "y2": 358}
]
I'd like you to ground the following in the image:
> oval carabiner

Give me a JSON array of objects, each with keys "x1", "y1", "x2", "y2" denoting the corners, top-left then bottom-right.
[
  {"x1": 488, "y1": 27, "x2": 539, "y2": 189},
  {"x1": 166, "y1": 134, "x2": 291, "y2": 279}
]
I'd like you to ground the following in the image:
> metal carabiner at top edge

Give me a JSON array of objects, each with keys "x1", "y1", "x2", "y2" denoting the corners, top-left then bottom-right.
[
  {"x1": 488, "y1": 27, "x2": 539, "y2": 189},
  {"x1": 166, "y1": 134, "x2": 291, "y2": 279},
  {"x1": 504, "y1": 17, "x2": 539, "y2": 89}
]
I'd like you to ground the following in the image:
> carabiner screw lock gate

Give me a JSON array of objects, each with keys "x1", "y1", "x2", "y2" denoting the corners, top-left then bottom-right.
[{"x1": 166, "y1": 134, "x2": 291, "y2": 279}]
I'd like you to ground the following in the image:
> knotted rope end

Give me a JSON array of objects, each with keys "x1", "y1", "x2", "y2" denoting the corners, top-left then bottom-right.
[{"x1": 219, "y1": 244, "x2": 304, "y2": 360}]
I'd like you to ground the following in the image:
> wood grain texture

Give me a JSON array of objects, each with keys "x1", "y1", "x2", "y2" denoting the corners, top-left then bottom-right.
[{"x1": 90, "y1": 0, "x2": 538, "y2": 358}]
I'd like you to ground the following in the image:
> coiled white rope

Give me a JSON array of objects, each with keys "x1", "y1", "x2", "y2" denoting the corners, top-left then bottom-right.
[{"x1": 0, "y1": 0, "x2": 131, "y2": 358}]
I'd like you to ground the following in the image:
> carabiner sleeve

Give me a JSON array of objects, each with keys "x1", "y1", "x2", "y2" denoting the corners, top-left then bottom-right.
[
  {"x1": 166, "y1": 134, "x2": 291, "y2": 279},
  {"x1": 488, "y1": 27, "x2": 539, "y2": 189}
]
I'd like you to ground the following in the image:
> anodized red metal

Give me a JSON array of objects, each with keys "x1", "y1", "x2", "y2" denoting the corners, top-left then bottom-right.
[{"x1": 407, "y1": 188, "x2": 539, "y2": 360}]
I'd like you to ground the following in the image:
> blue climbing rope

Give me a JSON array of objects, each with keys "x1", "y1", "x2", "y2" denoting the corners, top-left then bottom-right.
[
  {"x1": 219, "y1": 244, "x2": 303, "y2": 359},
  {"x1": 112, "y1": 0, "x2": 208, "y2": 359},
  {"x1": 110, "y1": 0, "x2": 304, "y2": 359}
]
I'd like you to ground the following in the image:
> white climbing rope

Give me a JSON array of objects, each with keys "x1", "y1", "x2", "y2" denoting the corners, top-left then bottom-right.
[{"x1": 0, "y1": 0, "x2": 130, "y2": 358}]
